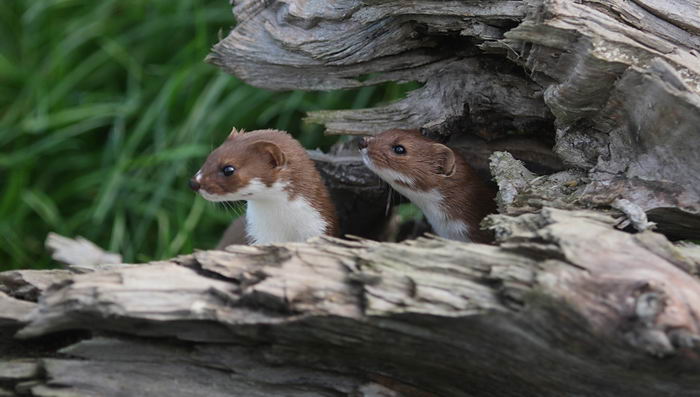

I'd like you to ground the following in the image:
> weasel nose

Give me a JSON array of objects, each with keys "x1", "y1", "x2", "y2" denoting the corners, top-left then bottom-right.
[
  {"x1": 189, "y1": 179, "x2": 200, "y2": 192},
  {"x1": 358, "y1": 137, "x2": 369, "y2": 149}
]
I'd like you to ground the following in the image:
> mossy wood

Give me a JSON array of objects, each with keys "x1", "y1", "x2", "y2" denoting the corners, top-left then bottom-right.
[{"x1": 3, "y1": 0, "x2": 700, "y2": 396}]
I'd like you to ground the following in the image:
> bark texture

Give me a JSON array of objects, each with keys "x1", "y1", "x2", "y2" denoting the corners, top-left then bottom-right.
[
  {"x1": 208, "y1": 0, "x2": 700, "y2": 239},
  {"x1": 2, "y1": 209, "x2": 700, "y2": 396},
  {"x1": 3, "y1": 1, "x2": 700, "y2": 396}
]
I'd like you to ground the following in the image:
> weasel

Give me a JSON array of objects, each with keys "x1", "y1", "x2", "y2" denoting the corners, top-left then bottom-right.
[
  {"x1": 190, "y1": 128, "x2": 339, "y2": 244},
  {"x1": 359, "y1": 129, "x2": 496, "y2": 243}
]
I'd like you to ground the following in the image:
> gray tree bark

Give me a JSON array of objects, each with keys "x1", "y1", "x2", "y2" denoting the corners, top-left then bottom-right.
[
  {"x1": 3, "y1": 1, "x2": 700, "y2": 396},
  {"x1": 208, "y1": 0, "x2": 700, "y2": 239},
  {"x1": 3, "y1": 209, "x2": 700, "y2": 396}
]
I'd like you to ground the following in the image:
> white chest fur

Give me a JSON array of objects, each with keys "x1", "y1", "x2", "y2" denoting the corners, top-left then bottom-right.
[
  {"x1": 245, "y1": 191, "x2": 327, "y2": 245},
  {"x1": 199, "y1": 178, "x2": 328, "y2": 244},
  {"x1": 393, "y1": 185, "x2": 471, "y2": 242},
  {"x1": 360, "y1": 152, "x2": 470, "y2": 242}
]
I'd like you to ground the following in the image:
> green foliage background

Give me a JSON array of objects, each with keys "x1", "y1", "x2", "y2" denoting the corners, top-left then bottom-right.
[{"x1": 0, "y1": 0, "x2": 411, "y2": 269}]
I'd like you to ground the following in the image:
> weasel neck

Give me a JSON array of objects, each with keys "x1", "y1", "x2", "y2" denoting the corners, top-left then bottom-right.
[
  {"x1": 393, "y1": 185, "x2": 471, "y2": 242},
  {"x1": 245, "y1": 181, "x2": 328, "y2": 244}
]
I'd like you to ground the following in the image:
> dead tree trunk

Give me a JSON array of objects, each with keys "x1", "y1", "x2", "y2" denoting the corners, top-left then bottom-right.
[
  {"x1": 3, "y1": 1, "x2": 700, "y2": 396},
  {"x1": 208, "y1": 0, "x2": 700, "y2": 239},
  {"x1": 3, "y1": 210, "x2": 700, "y2": 396}
]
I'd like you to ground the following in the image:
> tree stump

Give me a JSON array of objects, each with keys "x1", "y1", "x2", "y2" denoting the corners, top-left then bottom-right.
[{"x1": 2, "y1": 1, "x2": 700, "y2": 396}]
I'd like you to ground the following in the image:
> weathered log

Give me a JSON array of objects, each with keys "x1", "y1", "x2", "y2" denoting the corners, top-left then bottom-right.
[
  {"x1": 2, "y1": 209, "x2": 700, "y2": 396},
  {"x1": 209, "y1": 0, "x2": 700, "y2": 239}
]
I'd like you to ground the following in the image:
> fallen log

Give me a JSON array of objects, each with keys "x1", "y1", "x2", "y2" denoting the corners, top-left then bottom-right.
[
  {"x1": 209, "y1": 0, "x2": 700, "y2": 239},
  {"x1": 2, "y1": 209, "x2": 700, "y2": 396}
]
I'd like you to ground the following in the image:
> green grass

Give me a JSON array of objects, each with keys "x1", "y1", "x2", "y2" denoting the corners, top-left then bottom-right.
[{"x1": 0, "y1": 0, "x2": 416, "y2": 269}]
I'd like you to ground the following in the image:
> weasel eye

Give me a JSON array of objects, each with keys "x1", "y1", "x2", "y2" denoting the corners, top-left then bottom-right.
[
  {"x1": 392, "y1": 145, "x2": 406, "y2": 155},
  {"x1": 221, "y1": 165, "x2": 236, "y2": 176}
]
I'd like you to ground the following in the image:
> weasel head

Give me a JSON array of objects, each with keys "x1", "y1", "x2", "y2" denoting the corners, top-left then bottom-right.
[
  {"x1": 359, "y1": 129, "x2": 456, "y2": 192},
  {"x1": 190, "y1": 130, "x2": 288, "y2": 202}
]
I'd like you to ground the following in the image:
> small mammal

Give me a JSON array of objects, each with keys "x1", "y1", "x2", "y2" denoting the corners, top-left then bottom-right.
[
  {"x1": 359, "y1": 129, "x2": 496, "y2": 243},
  {"x1": 190, "y1": 128, "x2": 339, "y2": 244}
]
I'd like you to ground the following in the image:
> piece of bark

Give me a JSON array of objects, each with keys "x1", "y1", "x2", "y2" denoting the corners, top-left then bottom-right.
[
  {"x1": 45, "y1": 232, "x2": 122, "y2": 271},
  {"x1": 489, "y1": 151, "x2": 590, "y2": 215},
  {"x1": 611, "y1": 198, "x2": 656, "y2": 232},
  {"x1": 0, "y1": 360, "x2": 39, "y2": 381},
  {"x1": 0, "y1": 293, "x2": 35, "y2": 327},
  {"x1": 0, "y1": 270, "x2": 73, "y2": 302}
]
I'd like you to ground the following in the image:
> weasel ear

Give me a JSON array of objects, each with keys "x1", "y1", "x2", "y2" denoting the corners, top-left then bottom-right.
[
  {"x1": 227, "y1": 127, "x2": 243, "y2": 139},
  {"x1": 252, "y1": 141, "x2": 286, "y2": 169},
  {"x1": 432, "y1": 143, "x2": 456, "y2": 177}
]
